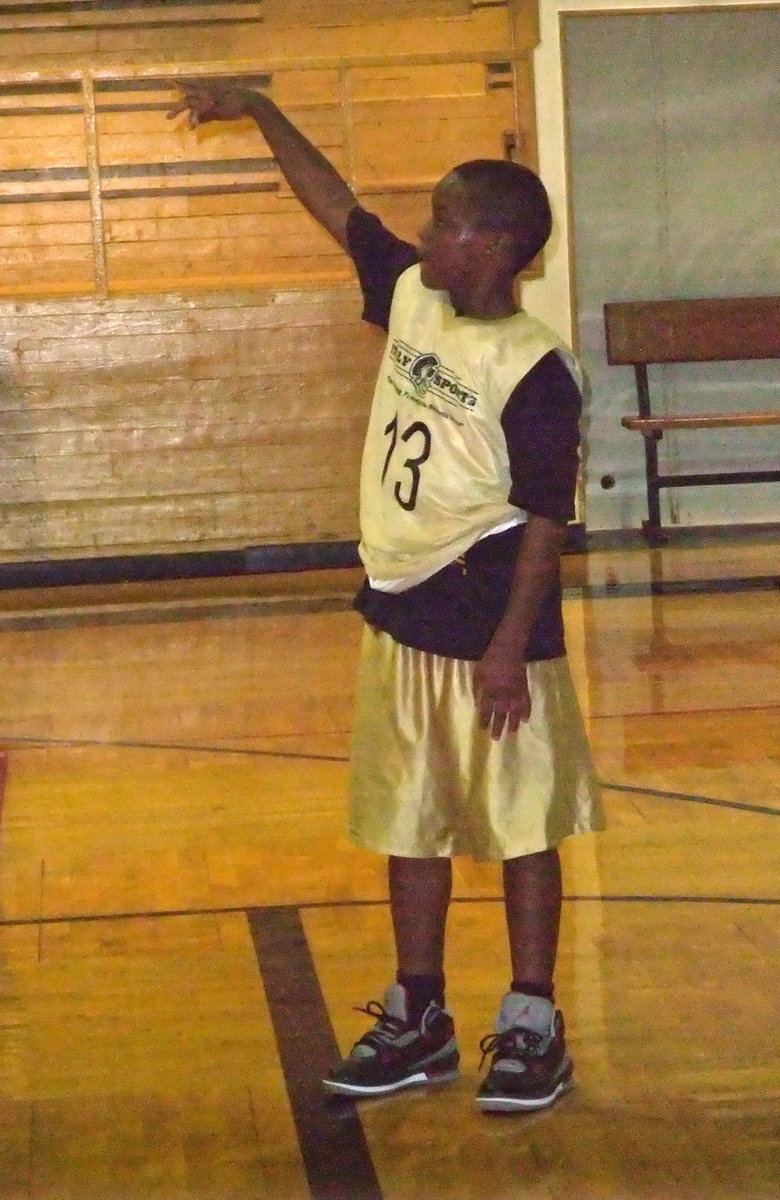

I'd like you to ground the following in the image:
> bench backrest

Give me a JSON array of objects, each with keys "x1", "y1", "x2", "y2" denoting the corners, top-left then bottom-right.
[{"x1": 604, "y1": 297, "x2": 780, "y2": 365}]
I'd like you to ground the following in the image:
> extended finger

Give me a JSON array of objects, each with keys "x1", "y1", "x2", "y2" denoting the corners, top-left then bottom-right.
[
  {"x1": 493, "y1": 696, "x2": 530, "y2": 740},
  {"x1": 165, "y1": 93, "x2": 200, "y2": 122},
  {"x1": 477, "y1": 692, "x2": 494, "y2": 730},
  {"x1": 165, "y1": 98, "x2": 189, "y2": 119},
  {"x1": 163, "y1": 78, "x2": 191, "y2": 114},
  {"x1": 508, "y1": 690, "x2": 531, "y2": 732},
  {"x1": 478, "y1": 690, "x2": 512, "y2": 736},
  {"x1": 505, "y1": 707, "x2": 523, "y2": 736},
  {"x1": 491, "y1": 705, "x2": 510, "y2": 741},
  {"x1": 164, "y1": 80, "x2": 211, "y2": 121}
]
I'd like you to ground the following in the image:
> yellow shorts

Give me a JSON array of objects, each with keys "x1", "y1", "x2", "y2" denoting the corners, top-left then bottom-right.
[{"x1": 348, "y1": 627, "x2": 604, "y2": 861}]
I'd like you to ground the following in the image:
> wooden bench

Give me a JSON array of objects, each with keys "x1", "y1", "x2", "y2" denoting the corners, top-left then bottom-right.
[{"x1": 604, "y1": 296, "x2": 780, "y2": 544}]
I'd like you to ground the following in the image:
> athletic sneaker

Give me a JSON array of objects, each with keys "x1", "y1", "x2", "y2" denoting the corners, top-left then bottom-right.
[
  {"x1": 476, "y1": 992, "x2": 574, "y2": 1113},
  {"x1": 322, "y1": 982, "x2": 460, "y2": 1097}
]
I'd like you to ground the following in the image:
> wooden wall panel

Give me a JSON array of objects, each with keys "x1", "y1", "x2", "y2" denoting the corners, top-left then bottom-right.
[
  {"x1": 0, "y1": 5, "x2": 523, "y2": 68},
  {"x1": 351, "y1": 93, "x2": 519, "y2": 187},
  {"x1": 0, "y1": 290, "x2": 382, "y2": 557},
  {"x1": 0, "y1": 8, "x2": 538, "y2": 299},
  {"x1": 0, "y1": 1, "x2": 542, "y2": 561}
]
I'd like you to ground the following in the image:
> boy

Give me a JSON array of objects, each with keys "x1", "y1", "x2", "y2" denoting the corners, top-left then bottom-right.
[{"x1": 168, "y1": 81, "x2": 603, "y2": 1113}]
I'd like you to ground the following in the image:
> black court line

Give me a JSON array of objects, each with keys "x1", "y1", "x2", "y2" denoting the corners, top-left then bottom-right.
[
  {"x1": 0, "y1": 892, "x2": 776, "y2": 931},
  {"x1": 602, "y1": 781, "x2": 779, "y2": 818},
  {"x1": 248, "y1": 906, "x2": 383, "y2": 1200},
  {"x1": 593, "y1": 703, "x2": 777, "y2": 723},
  {"x1": 0, "y1": 733, "x2": 350, "y2": 763}
]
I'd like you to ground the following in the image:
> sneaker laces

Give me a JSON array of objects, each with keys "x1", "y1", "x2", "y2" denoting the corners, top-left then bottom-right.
[
  {"x1": 478, "y1": 1026, "x2": 545, "y2": 1071},
  {"x1": 353, "y1": 1000, "x2": 407, "y2": 1051}
]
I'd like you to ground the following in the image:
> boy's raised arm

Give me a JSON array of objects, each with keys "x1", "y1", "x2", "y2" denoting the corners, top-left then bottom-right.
[{"x1": 167, "y1": 80, "x2": 358, "y2": 251}]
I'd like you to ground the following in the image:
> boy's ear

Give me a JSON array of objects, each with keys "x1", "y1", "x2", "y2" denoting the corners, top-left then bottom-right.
[{"x1": 486, "y1": 228, "x2": 516, "y2": 266}]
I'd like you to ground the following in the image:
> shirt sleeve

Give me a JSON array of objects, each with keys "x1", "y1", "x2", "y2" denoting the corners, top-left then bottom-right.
[
  {"x1": 346, "y1": 206, "x2": 419, "y2": 330},
  {"x1": 500, "y1": 350, "x2": 583, "y2": 524}
]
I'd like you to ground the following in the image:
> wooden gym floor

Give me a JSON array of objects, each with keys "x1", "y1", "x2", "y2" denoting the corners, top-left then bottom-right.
[{"x1": 0, "y1": 533, "x2": 777, "y2": 1200}]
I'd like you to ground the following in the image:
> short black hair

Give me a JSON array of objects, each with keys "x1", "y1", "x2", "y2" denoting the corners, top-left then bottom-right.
[{"x1": 451, "y1": 159, "x2": 553, "y2": 271}]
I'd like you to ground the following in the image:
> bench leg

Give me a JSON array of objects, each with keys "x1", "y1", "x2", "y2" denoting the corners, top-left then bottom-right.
[
  {"x1": 641, "y1": 436, "x2": 667, "y2": 545},
  {"x1": 635, "y1": 364, "x2": 667, "y2": 545}
]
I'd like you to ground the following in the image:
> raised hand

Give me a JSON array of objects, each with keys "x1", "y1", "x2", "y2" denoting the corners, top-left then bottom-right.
[
  {"x1": 164, "y1": 75, "x2": 355, "y2": 250},
  {"x1": 166, "y1": 80, "x2": 255, "y2": 128}
]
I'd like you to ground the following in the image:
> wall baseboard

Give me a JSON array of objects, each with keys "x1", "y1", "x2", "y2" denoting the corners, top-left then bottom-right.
[
  {"x1": 0, "y1": 524, "x2": 590, "y2": 591},
  {"x1": 0, "y1": 543, "x2": 357, "y2": 592},
  {"x1": 14, "y1": 520, "x2": 777, "y2": 592}
]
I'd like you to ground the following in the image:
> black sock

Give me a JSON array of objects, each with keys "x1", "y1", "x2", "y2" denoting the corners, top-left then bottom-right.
[
  {"x1": 511, "y1": 980, "x2": 554, "y2": 1002},
  {"x1": 397, "y1": 971, "x2": 445, "y2": 1023}
]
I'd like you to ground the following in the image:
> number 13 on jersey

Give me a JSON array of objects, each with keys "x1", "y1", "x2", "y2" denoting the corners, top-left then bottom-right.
[{"x1": 382, "y1": 415, "x2": 432, "y2": 512}]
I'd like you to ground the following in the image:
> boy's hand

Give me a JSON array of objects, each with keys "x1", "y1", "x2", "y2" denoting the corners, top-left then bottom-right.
[
  {"x1": 166, "y1": 80, "x2": 255, "y2": 128},
  {"x1": 473, "y1": 644, "x2": 531, "y2": 741}
]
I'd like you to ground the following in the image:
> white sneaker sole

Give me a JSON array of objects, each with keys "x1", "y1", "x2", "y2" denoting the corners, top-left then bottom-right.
[
  {"x1": 322, "y1": 1067, "x2": 460, "y2": 1097},
  {"x1": 476, "y1": 1075, "x2": 574, "y2": 1113}
]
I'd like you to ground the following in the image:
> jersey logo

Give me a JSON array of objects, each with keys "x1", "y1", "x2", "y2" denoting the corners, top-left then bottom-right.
[
  {"x1": 409, "y1": 353, "x2": 440, "y2": 397},
  {"x1": 390, "y1": 340, "x2": 478, "y2": 410}
]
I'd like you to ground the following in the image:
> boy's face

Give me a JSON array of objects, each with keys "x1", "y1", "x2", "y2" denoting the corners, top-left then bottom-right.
[{"x1": 417, "y1": 173, "x2": 491, "y2": 296}]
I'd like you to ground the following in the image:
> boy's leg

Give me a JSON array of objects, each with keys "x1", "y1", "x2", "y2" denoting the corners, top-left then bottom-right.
[
  {"x1": 389, "y1": 855, "x2": 452, "y2": 976},
  {"x1": 476, "y1": 846, "x2": 572, "y2": 1113},
  {"x1": 322, "y1": 854, "x2": 459, "y2": 1096},
  {"x1": 502, "y1": 848, "x2": 561, "y2": 993}
]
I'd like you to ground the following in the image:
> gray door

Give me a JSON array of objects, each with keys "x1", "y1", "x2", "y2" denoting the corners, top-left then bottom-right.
[{"x1": 564, "y1": 9, "x2": 780, "y2": 532}]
